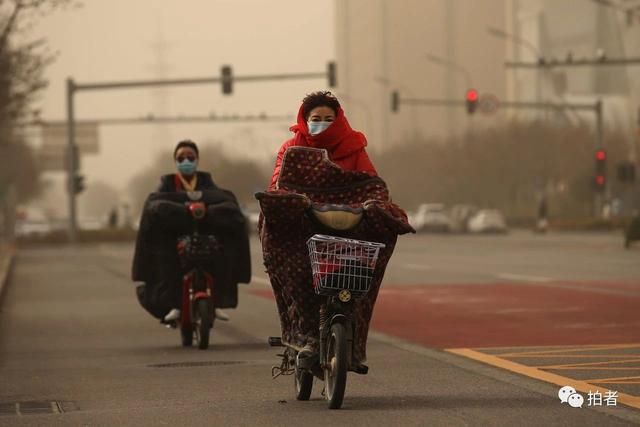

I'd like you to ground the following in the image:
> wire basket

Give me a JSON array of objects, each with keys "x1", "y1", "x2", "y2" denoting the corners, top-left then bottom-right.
[{"x1": 307, "y1": 234, "x2": 386, "y2": 297}]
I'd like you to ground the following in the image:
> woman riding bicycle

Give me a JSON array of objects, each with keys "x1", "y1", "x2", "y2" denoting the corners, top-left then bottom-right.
[
  {"x1": 269, "y1": 91, "x2": 377, "y2": 190},
  {"x1": 263, "y1": 92, "x2": 401, "y2": 363}
]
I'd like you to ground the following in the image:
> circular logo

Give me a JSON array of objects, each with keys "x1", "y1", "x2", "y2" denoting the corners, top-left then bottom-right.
[
  {"x1": 338, "y1": 290, "x2": 352, "y2": 302},
  {"x1": 479, "y1": 93, "x2": 500, "y2": 115}
]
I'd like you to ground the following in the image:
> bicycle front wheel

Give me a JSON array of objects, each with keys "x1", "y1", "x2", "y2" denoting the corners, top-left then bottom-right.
[{"x1": 324, "y1": 323, "x2": 348, "y2": 409}]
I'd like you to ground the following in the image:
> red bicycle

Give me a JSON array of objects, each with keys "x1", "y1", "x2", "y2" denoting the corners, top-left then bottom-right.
[{"x1": 175, "y1": 197, "x2": 221, "y2": 350}]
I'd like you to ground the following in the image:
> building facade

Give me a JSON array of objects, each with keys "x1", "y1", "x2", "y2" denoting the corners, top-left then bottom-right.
[
  {"x1": 334, "y1": 0, "x2": 509, "y2": 151},
  {"x1": 511, "y1": 0, "x2": 640, "y2": 156}
]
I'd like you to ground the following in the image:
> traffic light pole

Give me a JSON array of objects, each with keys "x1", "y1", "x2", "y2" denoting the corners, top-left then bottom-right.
[
  {"x1": 394, "y1": 93, "x2": 607, "y2": 217},
  {"x1": 64, "y1": 65, "x2": 335, "y2": 242},
  {"x1": 66, "y1": 78, "x2": 78, "y2": 243},
  {"x1": 71, "y1": 71, "x2": 327, "y2": 92}
]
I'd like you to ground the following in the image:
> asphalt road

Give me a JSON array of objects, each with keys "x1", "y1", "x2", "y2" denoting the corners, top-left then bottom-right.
[{"x1": 0, "y1": 231, "x2": 639, "y2": 426}]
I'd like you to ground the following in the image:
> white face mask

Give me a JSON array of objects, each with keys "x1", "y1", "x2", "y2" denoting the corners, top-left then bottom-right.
[{"x1": 308, "y1": 121, "x2": 332, "y2": 135}]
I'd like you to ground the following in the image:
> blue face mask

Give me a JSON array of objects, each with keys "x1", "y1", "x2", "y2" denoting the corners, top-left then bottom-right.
[
  {"x1": 176, "y1": 159, "x2": 197, "y2": 176},
  {"x1": 308, "y1": 121, "x2": 332, "y2": 135}
]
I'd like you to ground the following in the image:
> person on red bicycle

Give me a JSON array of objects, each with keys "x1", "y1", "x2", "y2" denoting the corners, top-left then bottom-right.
[{"x1": 141, "y1": 140, "x2": 230, "y2": 323}]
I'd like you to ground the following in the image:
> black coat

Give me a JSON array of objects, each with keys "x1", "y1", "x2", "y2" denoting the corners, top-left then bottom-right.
[
  {"x1": 132, "y1": 182, "x2": 251, "y2": 316},
  {"x1": 157, "y1": 171, "x2": 217, "y2": 192}
]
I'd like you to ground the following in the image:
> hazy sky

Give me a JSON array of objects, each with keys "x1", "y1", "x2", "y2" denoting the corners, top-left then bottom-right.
[{"x1": 31, "y1": 0, "x2": 335, "y2": 200}]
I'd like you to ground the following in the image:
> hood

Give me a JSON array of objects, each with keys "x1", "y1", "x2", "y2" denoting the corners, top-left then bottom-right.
[{"x1": 289, "y1": 104, "x2": 367, "y2": 159}]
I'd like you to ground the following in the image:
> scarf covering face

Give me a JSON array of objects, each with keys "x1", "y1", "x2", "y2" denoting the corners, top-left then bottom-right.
[
  {"x1": 256, "y1": 147, "x2": 414, "y2": 362},
  {"x1": 289, "y1": 105, "x2": 368, "y2": 161}
]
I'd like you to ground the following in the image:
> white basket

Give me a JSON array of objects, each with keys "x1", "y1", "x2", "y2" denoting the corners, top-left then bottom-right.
[{"x1": 306, "y1": 234, "x2": 385, "y2": 297}]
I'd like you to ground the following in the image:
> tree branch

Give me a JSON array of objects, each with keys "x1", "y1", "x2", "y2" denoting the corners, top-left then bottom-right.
[{"x1": 0, "y1": 1, "x2": 23, "y2": 49}]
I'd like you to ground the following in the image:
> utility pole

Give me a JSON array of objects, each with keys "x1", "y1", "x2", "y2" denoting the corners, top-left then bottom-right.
[
  {"x1": 64, "y1": 66, "x2": 333, "y2": 242},
  {"x1": 391, "y1": 93, "x2": 606, "y2": 216},
  {"x1": 379, "y1": 0, "x2": 390, "y2": 149},
  {"x1": 505, "y1": 57, "x2": 640, "y2": 68},
  {"x1": 66, "y1": 78, "x2": 77, "y2": 243}
]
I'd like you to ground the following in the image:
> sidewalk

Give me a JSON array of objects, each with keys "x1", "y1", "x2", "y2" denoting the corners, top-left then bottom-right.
[{"x1": 0, "y1": 243, "x2": 15, "y2": 301}]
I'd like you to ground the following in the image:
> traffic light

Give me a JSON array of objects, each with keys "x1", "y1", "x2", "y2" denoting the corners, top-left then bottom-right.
[
  {"x1": 327, "y1": 61, "x2": 337, "y2": 88},
  {"x1": 391, "y1": 91, "x2": 400, "y2": 113},
  {"x1": 72, "y1": 174, "x2": 85, "y2": 195},
  {"x1": 594, "y1": 148, "x2": 606, "y2": 192},
  {"x1": 465, "y1": 89, "x2": 478, "y2": 115},
  {"x1": 617, "y1": 162, "x2": 636, "y2": 182},
  {"x1": 221, "y1": 65, "x2": 233, "y2": 95}
]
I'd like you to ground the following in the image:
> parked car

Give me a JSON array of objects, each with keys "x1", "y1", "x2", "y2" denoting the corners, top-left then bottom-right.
[
  {"x1": 467, "y1": 209, "x2": 508, "y2": 233},
  {"x1": 14, "y1": 206, "x2": 55, "y2": 237},
  {"x1": 449, "y1": 204, "x2": 478, "y2": 233},
  {"x1": 412, "y1": 203, "x2": 452, "y2": 232},
  {"x1": 15, "y1": 219, "x2": 53, "y2": 237}
]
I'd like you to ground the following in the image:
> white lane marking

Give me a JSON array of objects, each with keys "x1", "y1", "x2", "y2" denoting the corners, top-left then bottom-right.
[
  {"x1": 402, "y1": 263, "x2": 432, "y2": 271},
  {"x1": 251, "y1": 276, "x2": 271, "y2": 285},
  {"x1": 496, "y1": 273, "x2": 553, "y2": 283}
]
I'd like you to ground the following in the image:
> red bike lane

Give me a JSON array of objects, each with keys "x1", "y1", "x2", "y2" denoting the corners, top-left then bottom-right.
[
  {"x1": 369, "y1": 281, "x2": 640, "y2": 349},
  {"x1": 252, "y1": 280, "x2": 640, "y2": 349}
]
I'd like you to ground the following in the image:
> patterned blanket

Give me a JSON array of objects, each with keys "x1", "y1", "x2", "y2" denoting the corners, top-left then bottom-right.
[{"x1": 256, "y1": 147, "x2": 414, "y2": 362}]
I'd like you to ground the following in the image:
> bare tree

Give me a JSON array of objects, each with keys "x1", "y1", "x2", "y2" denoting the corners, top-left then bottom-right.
[
  {"x1": 375, "y1": 121, "x2": 637, "y2": 220},
  {"x1": 0, "y1": 0, "x2": 73, "y2": 198},
  {"x1": 0, "y1": 0, "x2": 74, "y2": 243}
]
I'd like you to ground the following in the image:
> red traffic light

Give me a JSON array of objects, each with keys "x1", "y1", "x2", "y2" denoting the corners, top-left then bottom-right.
[
  {"x1": 595, "y1": 149, "x2": 606, "y2": 161},
  {"x1": 595, "y1": 175, "x2": 605, "y2": 186},
  {"x1": 465, "y1": 89, "x2": 479, "y2": 115}
]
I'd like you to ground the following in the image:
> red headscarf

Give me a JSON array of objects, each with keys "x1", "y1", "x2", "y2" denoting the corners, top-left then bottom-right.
[{"x1": 288, "y1": 104, "x2": 368, "y2": 160}]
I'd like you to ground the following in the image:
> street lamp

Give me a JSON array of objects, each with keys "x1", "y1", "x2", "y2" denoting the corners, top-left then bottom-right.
[
  {"x1": 425, "y1": 53, "x2": 473, "y2": 89},
  {"x1": 487, "y1": 27, "x2": 542, "y2": 60},
  {"x1": 487, "y1": 26, "x2": 543, "y2": 110},
  {"x1": 425, "y1": 53, "x2": 474, "y2": 134}
]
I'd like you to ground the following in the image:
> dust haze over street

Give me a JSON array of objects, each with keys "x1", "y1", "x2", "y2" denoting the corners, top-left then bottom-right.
[{"x1": 1, "y1": 0, "x2": 640, "y2": 425}]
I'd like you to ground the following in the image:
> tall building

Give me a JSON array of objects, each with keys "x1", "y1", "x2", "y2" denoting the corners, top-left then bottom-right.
[
  {"x1": 334, "y1": 0, "x2": 509, "y2": 151},
  {"x1": 510, "y1": 0, "x2": 640, "y2": 156}
]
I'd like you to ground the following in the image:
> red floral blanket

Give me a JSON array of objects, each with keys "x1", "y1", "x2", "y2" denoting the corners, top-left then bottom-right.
[{"x1": 256, "y1": 147, "x2": 413, "y2": 362}]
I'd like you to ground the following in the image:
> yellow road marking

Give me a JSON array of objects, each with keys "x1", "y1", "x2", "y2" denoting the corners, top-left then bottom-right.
[
  {"x1": 537, "y1": 357, "x2": 640, "y2": 370},
  {"x1": 495, "y1": 343, "x2": 640, "y2": 357},
  {"x1": 546, "y1": 367, "x2": 640, "y2": 371},
  {"x1": 503, "y1": 354, "x2": 640, "y2": 359},
  {"x1": 447, "y1": 348, "x2": 640, "y2": 410},
  {"x1": 583, "y1": 375, "x2": 640, "y2": 384}
]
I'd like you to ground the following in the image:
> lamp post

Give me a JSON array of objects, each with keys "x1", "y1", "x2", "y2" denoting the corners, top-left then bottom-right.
[
  {"x1": 425, "y1": 53, "x2": 475, "y2": 134},
  {"x1": 487, "y1": 26, "x2": 543, "y2": 114},
  {"x1": 425, "y1": 53, "x2": 473, "y2": 89}
]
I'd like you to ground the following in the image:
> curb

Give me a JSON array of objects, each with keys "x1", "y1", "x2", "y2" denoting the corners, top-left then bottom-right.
[{"x1": 0, "y1": 245, "x2": 15, "y2": 303}]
